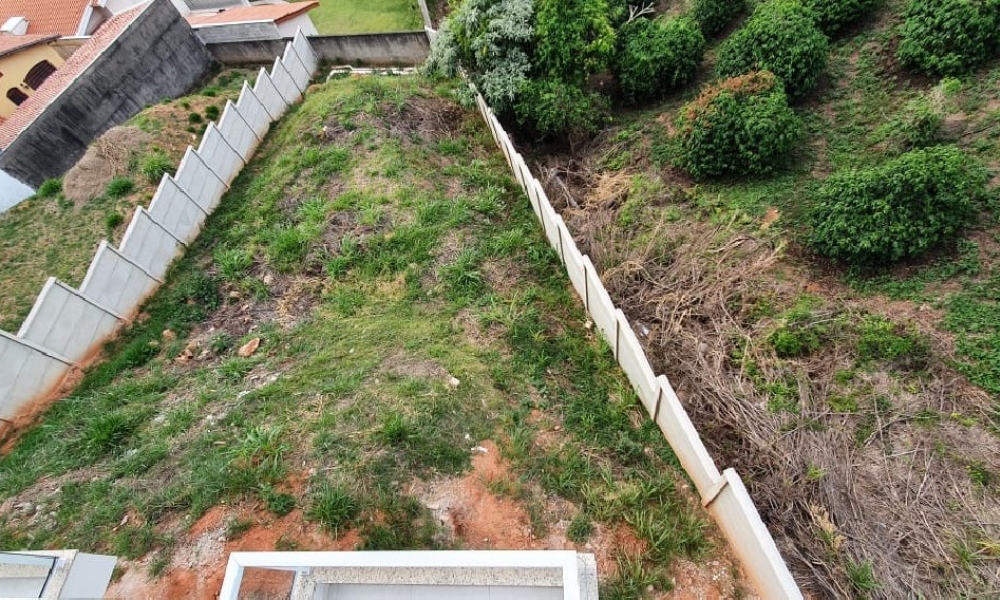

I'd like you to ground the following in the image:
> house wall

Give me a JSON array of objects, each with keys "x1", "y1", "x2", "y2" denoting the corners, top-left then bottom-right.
[
  {"x1": 0, "y1": 0, "x2": 217, "y2": 188},
  {"x1": 276, "y1": 14, "x2": 318, "y2": 38},
  {"x1": 0, "y1": 44, "x2": 65, "y2": 118},
  {"x1": 194, "y1": 21, "x2": 283, "y2": 44},
  {"x1": 207, "y1": 31, "x2": 429, "y2": 67}
]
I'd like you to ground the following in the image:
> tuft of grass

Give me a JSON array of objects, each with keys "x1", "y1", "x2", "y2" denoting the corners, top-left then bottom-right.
[
  {"x1": 846, "y1": 561, "x2": 878, "y2": 596},
  {"x1": 105, "y1": 212, "x2": 125, "y2": 231},
  {"x1": 140, "y1": 152, "x2": 174, "y2": 184},
  {"x1": 567, "y1": 514, "x2": 594, "y2": 543},
  {"x1": 306, "y1": 481, "x2": 358, "y2": 535},
  {"x1": 106, "y1": 177, "x2": 135, "y2": 199},
  {"x1": 36, "y1": 178, "x2": 62, "y2": 198}
]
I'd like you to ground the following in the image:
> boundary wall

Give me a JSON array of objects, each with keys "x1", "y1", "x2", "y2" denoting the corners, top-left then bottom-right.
[
  {"x1": 206, "y1": 32, "x2": 430, "y2": 67},
  {"x1": 469, "y1": 92, "x2": 803, "y2": 599},
  {"x1": 0, "y1": 30, "x2": 320, "y2": 432}
]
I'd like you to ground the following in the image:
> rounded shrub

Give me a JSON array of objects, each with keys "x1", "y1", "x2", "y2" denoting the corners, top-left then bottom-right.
[
  {"x1": 715, "y1": 0, "x2": 829, "y2": 100},
  {"x1": 675, "y1": 71, "x2": 802, "y2": 180},
  {"x1": 515, "y1": 78, "x2": 607, "y2": 143},
  {"x1": 808, "y1": 146, "x2": 989, "y2": 266},
  {"x1": 897, "y1": 0, "x2": 1000, "y2": 76},
  {"x1": 801, "y1": 0, "x2": 882, "y2": 35},
  {"x1": 615, "y1": 16, "x2": 705, "y2": 104},
  {"x1": 692, "y1": 0, "x2": 746, "y2": 36}
]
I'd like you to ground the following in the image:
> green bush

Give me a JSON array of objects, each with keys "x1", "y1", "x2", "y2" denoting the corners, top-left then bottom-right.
[
  {"x1": 802, "y1": 0, "x2": 882, "y2": 35},
  {"x1": 105, "y1": 212, "x2": 124, "y2": 230},
  {"x1": 106, "y1": 177, "x2": 135, "y2": 198},
  {"x1": 36, "y1": 178, "x2": 62, "y2": 198},
  {"x1": 188, "y1": 112, "x2": 203, "y2": 124},
  {"x1": 204, "y1": 105, "x2": 220, "y2": 121},
  {"x1": 897, "y1": 0, "x2": 1000, "y2": 76},
  {"x1": 515, "y1": 78, "x2": 607, "y2": 144},
  {"x1": 675, "y1": 71, "x2": 802, "y2": 179},
  {"x1": 534, "y1": 0, "x2": 615, "y2": 86},
  {"x1": 692, "y1": 0, "x2": 746, "y2": 36},
  {"x1": 808, "y1": 146, "x2": 989, "y2": 266},
  {"x1": 715, "y1": 0, "x2": 829, "y2": 100},
  {"x1": 615, "y1": 16, "x2": 705, "y2": 104}
]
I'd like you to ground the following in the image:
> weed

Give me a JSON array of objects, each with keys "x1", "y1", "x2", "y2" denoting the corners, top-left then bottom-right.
[
  {"x1": 113, "y1": 524, "x2": 161, "y2": 560},
  {"x1": 846, "y1": 561, "x2": 878, "y2": 596},
  {"x1": 188, "y1": 112, "x2": 203, "y2": 124},
  {"x1": 260, "y1": 486, "x2": 297, "y2": 516},
  {"x1": 204, "y1": 105, "x2": 220, "y2": 121},
  {"x1": 106, "y1": 177, "x2": 135, "y2": 199},
  {"x1": 225, "y1": 516, "x2": 254, "y2": 540},
  {"x1": 36, "y1": 178, "x2": 62, "y2": 198},
  {"x1": 567, "y1": 514, "x2": 595, "y2": 543},
  {"x1": 376, "y1": 412, "x2": 413, "y2": 445},
  {"x1": 306, "y1": 481, "x2": 358, "y2": 535},
  {"x1": 600, "y1": 551, "x2": 669, "y2": 598},
  {"x1": 148, "y1": 551, "x2": 170, "y2": 578},
  {"x1": 105, "y1": 212, "x2": 125, "y2": 231},
  {"x1": 214, "y1": 247, "x2": 254, "y2": 281},
  {"x1": 140, "y1": 152, "x2": 174, "y2": 184}
]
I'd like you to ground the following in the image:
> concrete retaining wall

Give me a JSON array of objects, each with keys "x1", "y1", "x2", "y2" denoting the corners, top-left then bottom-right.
[
  {"x1": 470, "y1": 88, "x2": 803, "y2": 599},
  {"x1": 0, "y1": 0, "x2": 217, "y2": 189},
  {"x1": 0, "y1": 30, "x2": 319, "y2": 431},
  {"x1": 207, "y1": 32, "x2": 429, "y2": 67}
]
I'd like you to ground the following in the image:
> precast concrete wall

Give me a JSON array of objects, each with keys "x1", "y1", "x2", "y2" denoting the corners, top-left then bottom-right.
[
  {"x1": 468, "y1": 85, "x2": 803, "y2": 600},
  {"x1": 0, "y1": 30, "x2": 317, "y2": 433},
  {"x1": 0, "y1": 0, "x2": 217, "y2": 189},
  {"x1": 206, "y1": 32, "x2": 429, "y2": 67}
]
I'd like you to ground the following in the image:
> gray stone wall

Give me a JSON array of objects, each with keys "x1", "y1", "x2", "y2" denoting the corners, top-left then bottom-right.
[
  {"x1": 207, "y1": 32, "x2": 429, "y2": 67},
  {"x1": 0, "y1": 0, "x2": 217, "y2": 188}
]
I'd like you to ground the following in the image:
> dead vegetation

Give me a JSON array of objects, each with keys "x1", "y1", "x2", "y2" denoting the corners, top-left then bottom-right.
[{"x1": 538, "y1": 154, "x2": 1000, "y2": 598}]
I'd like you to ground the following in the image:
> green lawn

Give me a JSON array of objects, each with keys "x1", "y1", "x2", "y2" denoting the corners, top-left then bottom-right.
[{"x1": 297, "y1": 0, "x2": 423, "y2": 35}]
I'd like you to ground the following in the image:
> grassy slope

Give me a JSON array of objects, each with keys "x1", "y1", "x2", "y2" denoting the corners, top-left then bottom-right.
[
  {"x1": 295, "y1": 0, "x2": 422, "y2": 35},
  {"x1": 0, "y1": 75, "x2": 737, "y2": 597},
  {"x1": 0, "y1": 71, "x2": 251, "y2": 332},
  {"x1": 528, "y1": 0, "x2": 1000, "y2": 597}
]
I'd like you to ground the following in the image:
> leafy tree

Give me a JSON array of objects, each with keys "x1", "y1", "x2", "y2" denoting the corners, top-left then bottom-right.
[
  {"x1": 692, "y1": 0, "x2": 746, "y2": 36},
  {"x1": 715, "y1": 0, "x2": 828, "y2": 100},
  {"x1": 675, "y1": 71, "x2": 802, "y2": 179},
  {"x1": 897, "y1": 0, "x2": 1000, "y2": 76},
  {"x1": 534, "y1": 0, "x2": 616, "y2": 87},
  {"x1": 615, "y1": 16, "x2": 705, "y2": 103},
  {"x1": 515, "y1": 78, "x2": 608, "y2": 146},
  {"x1": 808, "y1": 146, "x2": 988, "y2": 266},
  {"x1": 425, "y1": 0, "x2": 534, "y2": 111}
]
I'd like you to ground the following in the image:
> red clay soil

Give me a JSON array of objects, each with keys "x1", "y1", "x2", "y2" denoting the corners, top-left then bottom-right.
[{"x1": 104, "y1": 440, "x2": 748, "y2": 599}]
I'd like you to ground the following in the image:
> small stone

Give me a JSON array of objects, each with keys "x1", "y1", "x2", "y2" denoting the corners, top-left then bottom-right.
[
  {"x1": 448, "y1": 376, "x2": 461, "y2": 389},
  {"x1": 238, "y1": 338, "x2": 261, "y2": 357},
  {"x1": 263, "y1": 273, "x2": 275, "y2": 286},
  {"x1": 229, "y1": 290, "x2": 242, "y2": 299},
  {"x1": 584, "y1": 320, "x2": 593, "y2": 331},
  {"x1": 162, "y1": 329, "x2": 176, "y2": 342}
]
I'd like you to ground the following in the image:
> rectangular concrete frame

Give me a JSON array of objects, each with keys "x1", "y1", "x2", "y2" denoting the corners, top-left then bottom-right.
[
  {"x1": 0, "y1": 331, "x2": 71, "y2": 423},
  {"x1": 653, "y1": 376, "x2": 722, "y2": 497},
  {"x1": 2, "y1": 550, "x2": 117, "y2": 599},
  {"x1": 174, "y1": 147, "x2": 228, "y2": 213},
  {"x1": 615, "y1": 312, "x2": 658, "y2": 414},
  {"x1": 118, "y1": 207, "x2": 184, "y2": 280},
  {"x1": 217, "y1": 101, "x2": 260, "y2": 161},
  {"x1": 219, "y1": 551, "x2": 595, "y2": 600},
  {"x1": 17, "y1": 278, "x2": 122, "y2": 364},
  {"x1": 148, "y1": 175, "x2": 210, "y2": 244},
  {"x1": 79, "y1": 240, "x2": 162, "y2": 318},
  {"x1": 198, "y1": 123, "x2": 245, "y2": 185},
  {"x1": 282, "y1": 42, "x2": 311, "y2": 91}
]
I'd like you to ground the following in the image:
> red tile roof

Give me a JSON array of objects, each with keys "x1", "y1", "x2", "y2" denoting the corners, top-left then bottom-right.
[
  {"x1": 0, "y1": 4, "x2": 148, "y2": 150},
  {"x1": 0, "y1": 0, "x2": 92, "y2": 37},
  {"x1": 187, "y1": 1, "x2": 318, "y2": 27},
  {"x1": 0, "y1": 34, "x2": 59, "y2": 59}
]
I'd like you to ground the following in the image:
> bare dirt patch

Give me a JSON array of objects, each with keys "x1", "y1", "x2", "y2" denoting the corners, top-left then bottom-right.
[{"x1": 62, "y1": 126, "x2": 152, "y2": 204}]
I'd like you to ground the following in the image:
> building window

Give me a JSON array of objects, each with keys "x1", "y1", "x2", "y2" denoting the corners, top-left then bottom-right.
[
  {"x1": 6, "y1": 87, "x2": 28, "y2": 106},
  {"x1": 23, "y1": 60, "x2": 56, "y2": 90}
]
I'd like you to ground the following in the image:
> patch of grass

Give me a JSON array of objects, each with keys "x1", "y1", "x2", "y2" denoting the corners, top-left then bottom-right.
[
  {"x1": 225, "y1": 516, "x2": 254, "y2": 540},
  {"x1": 567, "y1": 514, "x2": 594, "y2": 543},
  {"x1": 140, "y1": 151, "x2": 174, "y2": 184},
  {"x1": 306, "y1": 481, "x2": 358, "y2": 535},
  {"x1": 36, "y1": 178, "x2": 62, "y2": 198},
  {"x1": 106, "y1": 177, "x2": 135, "y2": 199},
  {"x1": 292, "y1": 0, "x2": 421, "y2": 34},
  {"x1": 846, "y1": 560, "x2": 878, "y2": 596}
]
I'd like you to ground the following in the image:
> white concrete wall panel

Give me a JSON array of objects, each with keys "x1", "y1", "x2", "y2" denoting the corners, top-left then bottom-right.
[
  {"x1": 17, "y1": 279, "x2": 121, "y2": 364},
  {"x1": 119, "y1": 208, "x2": 183, "y2": 280},
  {"x1": 0, "y1": 331, "x2": 70, "y2": 422},
  {"x1": 174, "y1": 147, "x2": 227, "y2": 212},
  {"x1": 708, "y1": 470, "x2": 804, "y2": 599},
  {"x1": 653, "y1": 375, "x2": 722, "y2": 496},
  {"x1": 293, "y1": 29, "x2": 319, "y2": 75},
  {"x1": 583, "y1": 256, "x2": 617, "y2": 351},
  {"x1": 253, "y1": 68, "x2": 287, "y2": 120},
  {"x1": 236, "y1": 82, "x2": 271, "y2": 138},
  {"x1": 510, "y1": 153, "x2": 528, "y2": 192},
  {"x1": 270, "y1": 57, "x2": 301, "y2": 104},
  {"x1": 217, "y1": 101, "x2": 259, "y2": 160},
  {"x1": 79, "y1": 241, "x2": 161, "y2": 318},
  {"x1": 615, "y1": 310, "x2": 658, "y2": 413},
  {"x1": 282, "y1": 42, "x2": 311, "y2": 91},
  {"x1": 148, "y1": 175, "x2": 208, "y2": 244},
  {"x1": 564, "y1": 241, "x2": 588, "y2": 312},
  {"x1": 198, "y1": 123, "x2": 244, "y2": 185}
]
